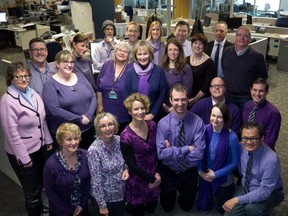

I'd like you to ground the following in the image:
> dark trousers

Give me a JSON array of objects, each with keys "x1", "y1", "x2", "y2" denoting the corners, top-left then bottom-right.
[
  {"x1": 160, "y1": 166, "x2": 198, "y2": 212},
  {"x1": 90, "y1": 196, "x2": 125, "y2": 216},
  {"x1": 125, "y1": 201, "x2": 158, "y2": 216},
  {"x1": 215, "y1": 183, "x2": 235, "y2": 214},
  {"x1": 80, "y1": 126, "x2": 96, "y2": 150},
  {"x1": 7, "y1": 148, "x2": 45, "y2": 216}
]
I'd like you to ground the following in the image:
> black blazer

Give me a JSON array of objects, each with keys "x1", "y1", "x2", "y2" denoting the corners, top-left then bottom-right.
[{"x1": 204, "y1": 40, "x2": 234, "y2": 57}]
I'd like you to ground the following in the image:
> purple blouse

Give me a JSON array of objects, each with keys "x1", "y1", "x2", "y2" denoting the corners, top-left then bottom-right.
[{"x1": 97, "y1": 60, "x2": 133, "y2": 123}]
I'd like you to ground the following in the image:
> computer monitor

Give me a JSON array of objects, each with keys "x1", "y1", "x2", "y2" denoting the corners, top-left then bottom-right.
[
  {"x1": 218, "y1": 13, "x2": 229, "y2": 22},
  {"x1": 203, "y1": 16, "x2": 211, "y2": 27},
  {"x1": 246, "y1": 14, "x2": 252, "y2": 24},
  {"x1": 0, "y1": 12, "x2": 7, "y2": 23},
  {"x1": 226, "y1": 17, "x2": 243, "y2": 31}
]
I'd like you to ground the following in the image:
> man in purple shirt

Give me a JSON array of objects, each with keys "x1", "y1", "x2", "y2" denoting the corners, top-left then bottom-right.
[
  {"x1": 242, "y1": 78, "x2": 281, "y2": 150},
  {"x1": 223, "y1": 122, "x2": 284, "y2": 215},
  {"x1": 156, "y1": 84, "x2": 205, "y2": 212},
  {"x1": 190, "y1": 77, "x2": 241, "y2": 134}
]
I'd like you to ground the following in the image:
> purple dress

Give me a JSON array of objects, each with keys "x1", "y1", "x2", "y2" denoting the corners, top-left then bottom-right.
[{"x1": 120, "y1": 120, "x2": 160, "y2": 206}]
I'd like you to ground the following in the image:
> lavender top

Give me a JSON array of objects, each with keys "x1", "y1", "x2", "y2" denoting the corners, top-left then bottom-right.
[
  {"x1": 97, "y1": 60, "x2": 133, "y2": 123},
  {"x1": 242, "y1": 100, "x2": 281, "y2": 150},
  {"x1": 43, "y1": 74, "x2": 97, "y2": 134},
  {"x1": 87, "y1": 135, "x2": 126, "y2": 209},
  {"x1": 120, "y1": 121, "x2": 160, "y2": 205}
]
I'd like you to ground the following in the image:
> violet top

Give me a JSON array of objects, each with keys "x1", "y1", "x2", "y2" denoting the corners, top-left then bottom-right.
[
  {"x1": 97, "y1": 60, "x2": 133, "y2": 123},
  {"x1": 0, "y1": 86, "x2": 52, "y2": 164},
  {"x1": 120, "y1": 120, "x2": 160, "y2": 206},
  {"x1": 43, "y1": 73, "x2": 97, "y2": 134},
  {"x1": 73, "y1": 55, "x2": 97, "y2": 92},
  {"x1": 88, "y1": 135, "x2": 126, "y2": 209},
  {"x1": 242, "y1": 99, "x2": 281, "y2": 150},
  {"x1": 43, "y1": 149, "x2": 91, "y2": 216}
]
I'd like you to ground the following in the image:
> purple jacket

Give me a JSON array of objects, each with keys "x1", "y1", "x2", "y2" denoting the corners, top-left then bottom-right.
[{"x1": 0, "y1": 86, "x2": 52, "y2": 164}]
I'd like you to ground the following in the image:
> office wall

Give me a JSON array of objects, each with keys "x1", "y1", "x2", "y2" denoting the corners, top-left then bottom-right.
[{"x1": 280, "y1": 0, "x2": 288, "y2": 10}]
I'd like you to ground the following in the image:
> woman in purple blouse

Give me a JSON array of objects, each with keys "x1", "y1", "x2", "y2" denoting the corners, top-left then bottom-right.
[
  {"x1": 44, "y1": 123, "x2": 90, "y2": 216},
  {"x1": 43, "y1": 50, "x2": 97, "y2": 150},
  {"x1": 120, "y1": 93, "x2": 161, "y2": 216},
  {"x1": 88, "y1": 112, "x2": 129, "y2": 216},
  {"x1": 161, "y1": 38, "x2": 193, "y2": 112},
  {"x1": 146, "y1": 20, "x2": 165, "y2": 65},
  {"x1": 97, "y1": 42, "x2": 133, "y2": 133}
]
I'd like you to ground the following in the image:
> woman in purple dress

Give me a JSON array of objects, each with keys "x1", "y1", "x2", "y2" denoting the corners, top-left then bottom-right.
[
  {"x1": 120, "y1": 93, "x2": 161, "y2": 216},
  {"x1": 161, "y1": 38, "x2": 193, "y2": 112},
  {"x1": 97, "y1": 42, "x2": 133, "y2": 133}
]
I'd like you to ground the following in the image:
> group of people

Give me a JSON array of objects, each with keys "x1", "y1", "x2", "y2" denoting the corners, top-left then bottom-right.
[{"x1": 0, "y1": 17, "x2": 284, "y2": 216}]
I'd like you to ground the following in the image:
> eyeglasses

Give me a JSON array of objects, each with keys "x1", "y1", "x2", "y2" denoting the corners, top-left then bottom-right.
[
  {"x1": 99, "y1": 122, "x2": 114, "y2": 129},
  {"x1": 61, "y1": 61, "x2": 76, "y2": 65},
  {"x1": 14, "y1": 75, "x2": 31, "y2": 81},
  {"x1": 241, "y1": 137, "x2": 261, "y2": 143},
  {"x1": 30, "y1": 48, "x2": 47, "y2": 53},
  {"x1": 210, "y1": 84, "x2": 225, "y2": 89}
]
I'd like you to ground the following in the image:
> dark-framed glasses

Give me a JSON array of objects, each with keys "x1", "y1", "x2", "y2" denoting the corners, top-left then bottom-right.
[
  {"x1": 210, "y1": 84, "x2": 225, "y2": 89},
  {"x1": 30, "y1": 48, "x2": 47, "y2": 53},
  {"x1": 241, "y1": 136, "x2": 261, "y2": 143},
  {"x1": 14, "y1": 75, "x2": 31, "y2": 81}
]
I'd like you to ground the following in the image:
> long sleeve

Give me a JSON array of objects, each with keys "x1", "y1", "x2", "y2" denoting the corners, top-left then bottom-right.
[
  {"x1": 263, "y1": 110, "x2": 281, "y2": 150},
  {"x1": 120, "y1": 142, "x2": 156, "y2": 183}
]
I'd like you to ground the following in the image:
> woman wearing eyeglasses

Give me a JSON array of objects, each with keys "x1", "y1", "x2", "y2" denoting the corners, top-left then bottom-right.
[
  {"x1": 0, "y1": 62, "x2": 53, "y2": 216},
  {"x1": 43, "y1": 50, "x2": 97, "y2": 150},
  {"x1": 197, "y1": 103, "x2": 240, "y2": 214},
  {"x1": 88, "y1": 112, "x2": 129, "y2": 216}
]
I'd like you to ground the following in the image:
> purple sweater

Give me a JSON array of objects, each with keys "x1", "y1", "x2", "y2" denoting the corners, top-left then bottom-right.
[
  {"x1": 97, "y1": 60, "x2": 133, "y2": 123},
  {"x1": 43, "y1": 149, "x2": 90, "y2": 216},
  {"x1": 0, "y1": 86, "x2": 52, "y2": 164},
  {"x1": 43, "y1": 74, "x2": 97, "y2": 134}
]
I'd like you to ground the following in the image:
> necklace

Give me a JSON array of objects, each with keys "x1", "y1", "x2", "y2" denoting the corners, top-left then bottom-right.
[
  {"x1": 191, "y1": 53, "x2": 205, "y2": 63},
  {"x1": 60, "y1": 151, "x2": 78, "y2": 170}
]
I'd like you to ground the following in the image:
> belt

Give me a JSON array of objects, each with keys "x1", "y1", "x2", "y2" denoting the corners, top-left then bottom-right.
[{"x1": 163, "y1": 165, "x2": 196, "y2": 176}]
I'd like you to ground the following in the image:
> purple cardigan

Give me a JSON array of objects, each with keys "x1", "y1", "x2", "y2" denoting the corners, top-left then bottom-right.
[
  {"x1": 0, "y1": 86, "x2": 52, "y2": 164},
  {"x1": 43, "y1": 149, "x2": 90, "y2": 216}
]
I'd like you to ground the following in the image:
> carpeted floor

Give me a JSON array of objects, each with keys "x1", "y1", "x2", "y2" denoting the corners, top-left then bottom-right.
[{"x1": 0, "y1": 47, "x2": 287, "y2": 216}]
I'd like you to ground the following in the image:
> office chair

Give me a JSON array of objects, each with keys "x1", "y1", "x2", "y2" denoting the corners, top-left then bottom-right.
[
  {"x1": 275, "y1": 17, "x2": 288, "y2": 28},
  {"x1": 46, "y1": 41, "x2": 63, "y2": 62}
]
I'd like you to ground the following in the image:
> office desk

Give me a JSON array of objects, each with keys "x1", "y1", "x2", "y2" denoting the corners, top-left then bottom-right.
[{"x1": 14, "y1": 30, "x2": 37, "y2": 50}]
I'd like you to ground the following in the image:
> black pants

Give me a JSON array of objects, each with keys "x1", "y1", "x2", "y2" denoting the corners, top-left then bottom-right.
[
  {"x1": 160, "y1": 166, "x2": 198, "y2": 212},
  {"x1": 125, "y1": 201, "x2": 158, "y2": 216},
  {"x1": 91, "y1": 196, "x2": 125, "y2": 216},
  {"x1": 7, "y1": 148, "x2": 45, "y2": 216}
]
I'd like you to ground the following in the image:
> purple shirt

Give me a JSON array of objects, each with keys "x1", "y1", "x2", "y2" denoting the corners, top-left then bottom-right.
[
  {"x1": 242, "y1": 100, "x2": 281, "y2": 150},
  {"x1": 28, "y1": 61, "x2": 56, "y2": 98},
  {"x1": 163, "y1": 64, "x2": 193, "y2": 99},
  {"x1": 43, "y1": 74, "x2": 97, "y2": 134},
  {"x1": 148, "y1": 39, "x2": 165, "y2": 65},
  {"x1": 156, "y1": 111, "x2": 206, "y2": 170},
  {"x1": 43, "y1": 149, "x2": 91, "y2": 216},
  {"x1": 88, "y1": 135, "x2": 126, "y2": 209},
  {"x1": 74, "y1": 56, "x2": 97, "y2": 92},
  {"x1": 97, "y1": 60, "x2": 133, "y2": 123},
  {"x1": 120, "y1": 121, "x2": 160, "y2": 206},
  {"x1": 190, "y1": 97, "x2": 241, "y2": 134},
  {"x1": 237, "y1": 144, "x2": 282, "y2": 204}
]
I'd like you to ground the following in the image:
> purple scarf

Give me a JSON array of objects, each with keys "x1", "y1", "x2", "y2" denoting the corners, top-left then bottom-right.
[
  {"x1": 133, "y1": 62, "x2": 154, "y2": 96},
  {"x1": 150, "y1": 39, "x2": 161, "y2": 64},
  {"x1": 197, "y1": 124, "x2": 230, "y2": 211}
]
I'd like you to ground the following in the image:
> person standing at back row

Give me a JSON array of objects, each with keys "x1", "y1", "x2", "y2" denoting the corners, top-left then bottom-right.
[
  {"x1": 222, "y1": 25, "x2": 267, "y2": 111},
  {"x1": 204, "y1": 21, "x2": 233, "y2": 78}
]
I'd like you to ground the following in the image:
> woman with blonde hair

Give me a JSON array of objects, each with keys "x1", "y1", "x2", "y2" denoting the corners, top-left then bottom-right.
[
  {"x1": 43, "y1": 50, "x2": 97, "y2": 150},
  {"x1": 146, "y1": 20, "x2": 165, "y2": 65},
  {"x1": 44, "y1": 123, "x2": 90, "y2": 216}
]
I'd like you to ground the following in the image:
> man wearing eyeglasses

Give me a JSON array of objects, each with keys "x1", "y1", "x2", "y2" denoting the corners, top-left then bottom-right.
[
  {"x1": 222, "y1": 122, "x2": 284, "y2": 216},
  {"x1": 222, "y1": 26, "x2": 267, "y2": 111},
  {"x1": 190, "y1": 77, "x2": 241, "y2": 134},
  {"x1": 242, "y1": 78, "x2": 281, "y2": 151},
  {"x1": 28, "y1": 37, "x2": 56, "y2": 97}
]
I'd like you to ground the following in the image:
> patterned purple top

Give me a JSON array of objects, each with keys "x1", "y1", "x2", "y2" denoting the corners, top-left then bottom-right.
[
  {"x1": 87, "y1": 135, "x2": 126, "y2": 209},
  {"x1": 120, "y1": 120, "x2": 160, "y2": 206}
]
